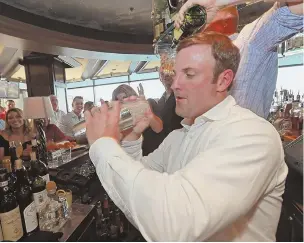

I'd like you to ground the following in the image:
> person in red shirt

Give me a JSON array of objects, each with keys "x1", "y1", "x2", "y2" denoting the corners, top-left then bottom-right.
[
  {"x1": 0, "y1": 106, "x2": 6, "y2": 120},
  {"x1": 42, "y1": 118, "x2": 73, "y2": 143}
]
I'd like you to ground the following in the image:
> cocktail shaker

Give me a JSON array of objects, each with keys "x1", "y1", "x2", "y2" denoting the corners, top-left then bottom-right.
[{"x1": 73, "y1": 99, "x2": 150, "y2": 144}]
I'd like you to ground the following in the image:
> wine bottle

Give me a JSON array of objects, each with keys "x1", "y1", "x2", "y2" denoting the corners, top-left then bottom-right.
[
  {"x1": 1, "y1": 157, "x2": 16, "y2": 192},
  {"x1": 0, "y1": 168, "x2": 24, "y2": 241},
  {"x1": 30, "y1": 151, "x2": 49, "y2": 183},
  {"x1": 103, "y1": 194, "x2": 110, "y2": 218},
  {"x1": 15, "y1": 159, "x2": 38, "y2": 235},
  {"x1": 9, "y1": 141, "x2": 18, "y2": 172},
  {"x1": 31, "y1": 139, "x2": 40, "y2": 159},
  {"x1": 31, "y1": 162, "x2": 48, "y2": 212},
  {"x1": 172, "y1": 5, "x2": 207, "y2": 48}
]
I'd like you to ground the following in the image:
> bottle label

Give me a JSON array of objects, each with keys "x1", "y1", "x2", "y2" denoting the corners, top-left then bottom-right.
[
  {"x1": 0, "y1": 181, "x2": 8, "y2": 187},
  {"x1": 23, "y1": 201, "x2": 38, "y2": 233},
  {"x1": 42, "y1": 174, "x2": 50, "y2": 183},
  {"x1": 0, "y1": 206, "x2": 24, "y2": 241},
  {"x1": 33, "y1": 189, "x2": 48, "y2": 212}
]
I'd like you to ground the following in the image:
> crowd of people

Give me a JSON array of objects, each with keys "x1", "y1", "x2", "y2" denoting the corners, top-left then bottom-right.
[{"x1": 0, "y1": 0, "x2": 302, "y2": 241}]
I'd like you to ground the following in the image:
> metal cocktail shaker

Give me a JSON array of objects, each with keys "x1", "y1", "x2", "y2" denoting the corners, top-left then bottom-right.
[{"x1": 73, "y1": 99, "x2": 150, "y2": 144}]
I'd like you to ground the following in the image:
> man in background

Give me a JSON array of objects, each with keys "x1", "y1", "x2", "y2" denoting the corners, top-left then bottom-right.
[
  {"x1": 49, "y1": 95, "x2": 66, "y2": 131},
  {"x1": 61, "y1": 96, "x2": 84, "y2": 137},
  {"x1": 6, "y1": 100, "x2": 15, "y2": 110}
]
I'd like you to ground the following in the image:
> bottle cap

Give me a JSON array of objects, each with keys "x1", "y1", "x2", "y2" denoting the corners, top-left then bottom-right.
[
  {"x1": 30, "y1": 152, "x2": 36, "y2": 161},
  {"x1": 46, "y1": 181, "x2": 57, "y2": 192},
  {"x1": 0, "y1": 168, "x2": 8, "y2": 182},
  {"x1": 31, "y1": 139, "x2": 37, "y2": 146},
  {"x1": 2, "y1": 157, "x2": 11, "y2": 164},
  {"x1": 15, "y1": 159, "x2": 23, "y2": 169},
  {"x1": 9, "y1": 141, "x2": 16, "y2": 147}
]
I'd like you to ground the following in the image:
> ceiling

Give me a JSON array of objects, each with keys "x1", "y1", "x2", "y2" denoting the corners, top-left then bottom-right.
[
  {"x1": 0, "y1": 0, "x2": 152, "y2": 35},
  {"x1": 0, "y1": 0, "x2": 301, "y2": 84},
  {"x1": 8, "y1": 57, "x2": 161, "y2": 83}
]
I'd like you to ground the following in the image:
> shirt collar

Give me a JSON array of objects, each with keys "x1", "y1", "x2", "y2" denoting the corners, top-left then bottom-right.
[
  {"x1": 229, "y1": 33, "x2": 239, "y2": 41},
  {"x1": 181, "y1": 95, "x2": 236, "y2": 129},
  {"x1": 71, "y1": 111, "x2": 82, "y2": 119}
]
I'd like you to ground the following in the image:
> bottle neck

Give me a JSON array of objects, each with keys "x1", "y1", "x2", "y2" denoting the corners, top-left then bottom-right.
[{"x1": 2, "y1": 163, "x2": 12, "y2": 173}]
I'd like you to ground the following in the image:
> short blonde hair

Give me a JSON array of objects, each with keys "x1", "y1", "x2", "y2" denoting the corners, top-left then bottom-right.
[{"x1": 177, "y1": 32, "x2": 240, "y2": 90}]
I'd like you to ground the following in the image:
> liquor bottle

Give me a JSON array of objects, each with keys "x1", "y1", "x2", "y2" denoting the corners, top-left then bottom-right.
[
  {"x1": 0, "y1": 168, "x2": 24, "y2": 241},
  {"x1": 9, "y1": 141, "x2": 18, "y2": 171},
  {"x1": 31, "y1": 163, "x2": 48, "y2": 213},
  {"x1": 109, "y1": 211, "x2": 119, "y2": 241},
  {"x1": 30, "y1": 151, "x2": 49, "y2": 183},
  {"x1": 96, "y1": 201, "x2": 108, "y2": 241},
  {"x1": 172, "y1": 5, "x2": 207, "y2": 48},
  {"x1": 14, "y1": 159, "x2": 38, "y2": 235},
  {"x1": 103, "y1": 194, "x2": 110, "y2": 219},
  {"x1": 115, "y1": 208, "x2": 124, "y2": 237},
  {"x1": 1, "y1": 157, "x2": 16, "y2": 192},
  {"x1": 31, "y1": 139, "x2": 39, "y2": 159}
]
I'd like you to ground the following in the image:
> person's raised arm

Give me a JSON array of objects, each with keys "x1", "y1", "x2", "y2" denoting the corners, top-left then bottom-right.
[{"x1": 175, "y1": 0, "x2": 303, "y2": 28}]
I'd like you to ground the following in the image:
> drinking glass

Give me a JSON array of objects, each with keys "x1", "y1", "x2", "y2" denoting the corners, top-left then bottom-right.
[
  {"x1": 16, "y1": 142, "x2": 23, "y2": 158},
  {"x1": 61, "y1": 148, "x2": 71, "y2": 164}
]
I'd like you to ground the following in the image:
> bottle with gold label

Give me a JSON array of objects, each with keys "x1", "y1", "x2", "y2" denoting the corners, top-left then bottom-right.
[
  {"x1": 172, "y1": 5, "x2": 207, "y2": 48},
  {"x1": 1, "y1": 157, "x2": 16, "y2": 193},
  {"x1": 15, "y1": 159, "x2": 38, "y2": 235},
  {"x1": 0, "y1": 168, "x2": 24, "y2": 241}
]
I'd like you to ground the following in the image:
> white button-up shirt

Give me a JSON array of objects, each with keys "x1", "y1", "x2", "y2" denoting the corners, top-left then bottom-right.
[
  {"x1": 89, "y1": 96, "x2": 288, "y2": 242},
  {"x1": 61, "y1": 111, "x2": 84, "y2": 137},
  {"x1": 49, "y1": 109, "x2": 66, "y2": 132}
]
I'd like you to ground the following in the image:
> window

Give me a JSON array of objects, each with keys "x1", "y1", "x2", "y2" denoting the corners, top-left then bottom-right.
[
  {"x1": 67, "y1": 87, "x2": 94, "y2": 112},
  {"x1": 94, "y1": 83, "x2": 126, "y2": 104},
  {"x1": 129, "y1": 79, "x2": 164, "y2": 100}
]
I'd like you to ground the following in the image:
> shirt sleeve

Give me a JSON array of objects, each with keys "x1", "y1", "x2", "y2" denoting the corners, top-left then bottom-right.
[
  {"x1": 121, "y1": 135, "x2": 166, "y2": 173},
  {"x1": 51, "y1": 124, "x2": 67, "y2": 142},
  {"x1": 89, "y1": 121, "x2": 285, "y2": 241},
  {"x1": 236, "y1": 3, "x2": 303, "y2": 52}
]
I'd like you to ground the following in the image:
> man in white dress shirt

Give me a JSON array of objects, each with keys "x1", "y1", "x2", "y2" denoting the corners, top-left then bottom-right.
[
  {"x1": 61, "y1": 96, "x2": 84, "y2": 137},
  {"x1": 49, "y1": 95, "x2": 66, "y2": 131},
  {"x1": 85, "y1": 32, "x2": 287, "y2": 241}
]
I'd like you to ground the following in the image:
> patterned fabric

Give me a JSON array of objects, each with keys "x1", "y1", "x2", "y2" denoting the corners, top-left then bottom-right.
[{"x1": 231, "y1": 4, "x2": 303, "y2": 119}]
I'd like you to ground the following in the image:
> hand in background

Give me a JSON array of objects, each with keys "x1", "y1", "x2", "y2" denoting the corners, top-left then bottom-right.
[{"x1": 137, "y1": 83, "x2": 145, "y2": 98}]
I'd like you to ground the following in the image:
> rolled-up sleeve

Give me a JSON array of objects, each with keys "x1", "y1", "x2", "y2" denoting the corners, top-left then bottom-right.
[
  {"x1": 89, "y1": 120, "x2": 285, "y2": 241},
  {"x1": 248, "y1": 4, "x2": 303, "y2": 52}
]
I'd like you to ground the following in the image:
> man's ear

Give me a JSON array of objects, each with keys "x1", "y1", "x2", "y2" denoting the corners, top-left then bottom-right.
[{"x1": 216, "y1": 69, "x2": 234, "y2": 92}]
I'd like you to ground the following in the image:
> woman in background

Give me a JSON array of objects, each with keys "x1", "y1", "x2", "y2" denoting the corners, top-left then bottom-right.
[
  {"x1": 0, "y1": 108, "x2": 33, "y2": 156},
  {"x1": 112, "y1": 84, "x2": 163, "y2": 155}
]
